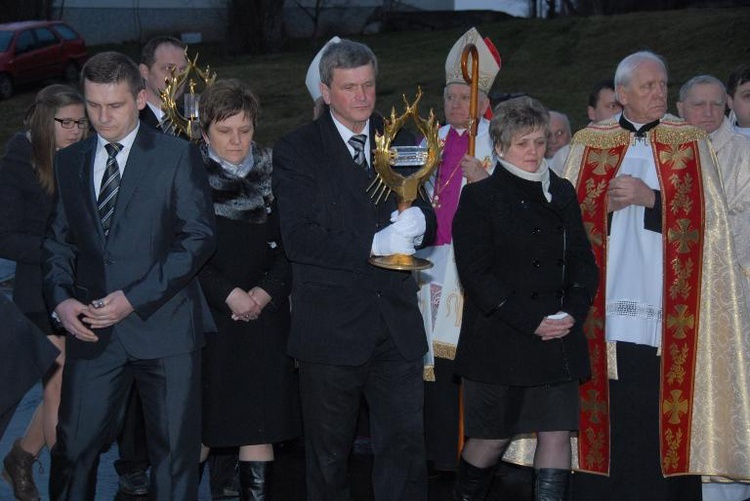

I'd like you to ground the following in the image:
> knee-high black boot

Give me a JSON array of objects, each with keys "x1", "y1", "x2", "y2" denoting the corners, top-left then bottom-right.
[
  {"x1": 239, "y1": 460, "x2": 272, "y2": 501},
  {"x1": 453, "y1": 457, "x2": 495, "y2": 501},
  {"x1": 534, "y1": 468, "x2": 570, "y2": 501}
]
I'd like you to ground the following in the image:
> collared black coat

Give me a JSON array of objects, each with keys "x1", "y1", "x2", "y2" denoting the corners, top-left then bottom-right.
[
  {"x1": 272, "y1": 111, "x2": 436, "y2": 365},
  {"x1": 453, "y1": 164, "x2": 598, "y2": 386},
  {"x1": 0, "y1": 132, "x2": 53, "y2": 315}
]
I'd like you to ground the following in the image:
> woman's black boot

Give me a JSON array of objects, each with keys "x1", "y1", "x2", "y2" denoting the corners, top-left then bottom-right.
[
  {"x1": 534, "y1": 468, "x2": 570, "y2": 501},
  {"x1": 453, "y1": 457, "x2": 495, "y2": 501},
  {"x1": 239, "y1": 460, "x2": 272, "y2": 501}
]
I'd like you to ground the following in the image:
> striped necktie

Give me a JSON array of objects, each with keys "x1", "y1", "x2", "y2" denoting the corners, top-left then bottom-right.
[
  {"x1": 348, "y1": 134, "x2": 367, "y2": 170},
  {"x1": 98, "y1": 142, "x2": 123, "y2": 237}
]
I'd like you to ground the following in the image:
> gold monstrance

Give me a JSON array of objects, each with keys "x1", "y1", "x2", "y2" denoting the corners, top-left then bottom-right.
[
  {"x1": 159, "y1": 48, "x2": 216, "y2": 142},
  {"x1": 367, "y1": 88, "x2": 443, "y2": 271}
]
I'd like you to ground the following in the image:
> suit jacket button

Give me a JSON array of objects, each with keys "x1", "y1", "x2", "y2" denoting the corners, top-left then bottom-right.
[
  {"x1": 532, "y1": 259, "x2": 541, "y2": 268},
  {"x1": 105, "y1": 259, "x2": 114, "y2": 265},
  {"x1": 532, "y1": 226, "x2": 541, "y2": 234},
  {"x1": 557, "y1": 258, "x2": 565, "y2": 267},
  {"x1": 530, "y1": 291, "x2": 539, "y2": 299}
]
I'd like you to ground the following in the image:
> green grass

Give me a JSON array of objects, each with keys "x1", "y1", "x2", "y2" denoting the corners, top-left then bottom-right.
[{"x1": 1, "y1": 7, "x2": 748, "y2": 149}]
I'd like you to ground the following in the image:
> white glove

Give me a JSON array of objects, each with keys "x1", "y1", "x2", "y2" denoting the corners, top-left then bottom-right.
[
  {"x1": 371, "y1": 224, "x2": 416, "y2": 256},
  {"x1": 389, "y1": 207, "x2": 426, "y2": 239}
]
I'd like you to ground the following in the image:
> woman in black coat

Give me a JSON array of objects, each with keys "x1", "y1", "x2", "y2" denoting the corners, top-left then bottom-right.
[
  {"x1": 0, "y1": 84, "x2": 86, "y2": 501},
  {"x1": 451, "y1": 97, "x2": 599, "y2": 501},
  {"x1": 197, "y1": 79, "x2": 300, "y2": 500}
]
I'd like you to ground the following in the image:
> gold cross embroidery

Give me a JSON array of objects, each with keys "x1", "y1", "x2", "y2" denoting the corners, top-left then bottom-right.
[
  {"x1": 666, "y1": 304, "x2": 694, "y2": 339},
  {"x1": 662, "y1": 389, "x2": 689, "y2": 425},
  {"x1": 587, "y1": 149, "x2": 620, "y2": 176},
  {"x1": 659, "y1": 144, "x2": 694, "y2": 170},
  {"x1": 581, "y1": 389, "x2": 607, "y2": 424},
  {"x1": 668, "y1": 219, "x2": 699, "y2": 254}
]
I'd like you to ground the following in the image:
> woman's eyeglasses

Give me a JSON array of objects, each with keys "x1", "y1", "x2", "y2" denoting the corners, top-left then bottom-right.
[{"x1": 54, "y1": 118, "x2": 88, "y2": 129}]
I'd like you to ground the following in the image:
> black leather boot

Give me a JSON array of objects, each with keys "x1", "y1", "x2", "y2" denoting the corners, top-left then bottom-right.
[
  {"x1": 534, "y1": 468, "x2": 570, "y2": 501},
  {"x1": 2, "y1": 439, "x2": 40, "y2": 501},
  {"x1": 453, "y1": 457, "x2": 495, "y2": 501},
  {"x1": 239, "y1": 460, "x2": 272, "y2": 501}
]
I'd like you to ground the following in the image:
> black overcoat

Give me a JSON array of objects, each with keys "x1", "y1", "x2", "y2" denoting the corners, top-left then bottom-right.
[
  {"x1": 0, "y1": 133, "x2": 54, "y2": 315},
  {"x1": 453, "y1": 164, "x2": 598, "y2": 386},
  {"x1": 198, "y1": 148, "x2": 300, "y2": 446},
  {"x1": 272, "y1": 112, "x2": 436, "y2": 365}
]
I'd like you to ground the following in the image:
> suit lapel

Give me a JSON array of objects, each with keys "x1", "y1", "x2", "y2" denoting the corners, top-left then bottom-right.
[
  {"x1": 319, "y1": 113, "x2": 374, "y2": 202},
  {"x1": 108, "y1": 127, "x2": 154, "y2": 239},
  {"x1": 77, "y1": 137, "x2": 106, "y2": 242}
]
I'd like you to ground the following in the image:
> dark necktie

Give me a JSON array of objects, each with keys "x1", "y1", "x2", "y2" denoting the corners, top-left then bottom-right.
[
  {"x1": 98, "y1": 142, "x2": 123, "y2": 237},
  {"x1": 348, "y1": 134, "x2": 367, "y2": 170}
]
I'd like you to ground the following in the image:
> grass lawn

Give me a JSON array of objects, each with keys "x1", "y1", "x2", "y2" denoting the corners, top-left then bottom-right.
[{"x1": 0, "y1": 7, "x2": 748, "y2": 149}]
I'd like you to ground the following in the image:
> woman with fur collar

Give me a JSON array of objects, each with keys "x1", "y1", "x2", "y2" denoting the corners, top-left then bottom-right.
[{"x1": 197, "y1": 79, "x2": 300, "y2": 500}]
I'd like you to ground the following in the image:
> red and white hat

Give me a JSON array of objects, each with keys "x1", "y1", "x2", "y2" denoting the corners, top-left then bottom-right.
[{"x1": 445, "y1": 27, "x2": 501, "y2": 95}]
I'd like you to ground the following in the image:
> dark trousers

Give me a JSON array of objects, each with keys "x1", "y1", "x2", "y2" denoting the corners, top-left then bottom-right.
[
  {"x1": 49, "y1": 335, "x2": 201, "y2": 501},
  {"x1": 424, "y1": 357, "x2": 461, "y2": 471},
  {"x1": 114, "y1": 386, "x2": 150, "y2": 475},
  {"x1": 571, "y1": 342, "x2": 702, "y2": 501},
  {"x1": 299, "y1": 332, "x2": 427, "y2": 501}
]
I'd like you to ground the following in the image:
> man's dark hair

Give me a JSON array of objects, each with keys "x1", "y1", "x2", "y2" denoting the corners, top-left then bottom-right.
[
  {"x1": 319, "y1": 39, "x2": 378, "y2": 87},
  {"x1": 81, "y1": 51, "x2": 145, "y2": 97},
  {"x1": 140, "y1": 36, "x2": 186, "y2": 68},
  {"x1": 588, "y1": 79, "x2": 616, "y2": 108},
  {"x1": 727, "y1": 63, "x2": 750, "y2": 98}
]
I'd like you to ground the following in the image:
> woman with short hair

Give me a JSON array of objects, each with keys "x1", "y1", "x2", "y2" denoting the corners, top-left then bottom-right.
[
  {"x1": 451, "y1": 96, "x2": 598, "y2": 501},
  {"x1": 197, "y1": 79, "x2": 300, "y2": 501}
]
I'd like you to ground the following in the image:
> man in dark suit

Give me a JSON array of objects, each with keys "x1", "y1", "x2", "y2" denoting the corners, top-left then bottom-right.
[
  {"x1": 273, "y1": 39, "x2": 435, "y2": 501},
  {"x1": 138, "y1": 36, "x2": 188, "y2": 131},
  {"x1": 43, "y1": 51, "x2": 216, "y2": 500},
  {"x1": 107, "y1": 35, "x2": 191, "y2": 498}
]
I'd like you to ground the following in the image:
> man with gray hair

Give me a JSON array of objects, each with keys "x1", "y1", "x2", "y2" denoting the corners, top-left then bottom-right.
[
  {"x1": 560, "y1": 51, "x2": 750, "y2": 501},
  {"x1": 678, "y1": 75, "x2": 750, "y2": 501},
  {"x1": 273, "y1": 39, "x2": 435, "y2": 500}
]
